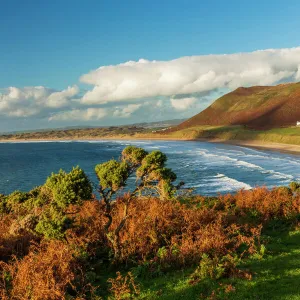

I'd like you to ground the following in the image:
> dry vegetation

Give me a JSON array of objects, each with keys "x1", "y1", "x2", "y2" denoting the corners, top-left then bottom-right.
[{"x1": 0, "y1": 147, "x2": 300, "y2": 299}]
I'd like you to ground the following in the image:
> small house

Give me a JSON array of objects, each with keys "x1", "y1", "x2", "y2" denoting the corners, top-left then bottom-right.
[{"x1": 297, "y1": 121, "x2": 300, "y2": 126}]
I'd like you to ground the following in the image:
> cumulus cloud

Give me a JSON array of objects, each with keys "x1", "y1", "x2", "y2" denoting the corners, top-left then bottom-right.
[
  {"x1": 49, "y1": 108, "x2": 108, "y2": 121},
  {"x1": 80, "y1": 47, "x2": 300, "y2": 105},
  {"x1": 170, "y1": 97, "x2": 197, "y2": 111},
  {"x1": 2, "y1": 47, "x2": 300, "y2": 128},
  {"x1": 0, "y1": 86, "x2": 79, "y2": 117},
  {"x1": 46, "y1": 86, "x2": 79, "y2": 108},
  {"x1": 113, "y1": 104, "x2": 141, "y2": 118}
]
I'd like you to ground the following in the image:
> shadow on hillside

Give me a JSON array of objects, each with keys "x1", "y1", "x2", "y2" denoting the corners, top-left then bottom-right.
[{"x1": 232, "y1": 101, "x2": 287, "y2": 129}]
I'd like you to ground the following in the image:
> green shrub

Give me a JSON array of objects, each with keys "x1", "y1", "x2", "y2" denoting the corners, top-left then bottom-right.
[
  {"x1": 95, "y1": 160, "x2": 129, "y2": 192},
  {"x1": 157, "y1": 246, "x2": 168, "y2": 259},
  {"x1": 122, "y1": 146, "x2": 148, "y2": 166},
  {"x1": 35, "y1": 207, "x2": 73, "y2": 239},
  {"x1": 5, "y1": 191, "x2": 30, "y2": 212},
  {"x1": 45, "y1": 166, "x2": 92, "y2": 209},
  {"x1": 20, "y1": 186, "x2": 51, "y2": 211},
  {"x1": 191, "y1": 254, "x2": 225, "y2": 280}
]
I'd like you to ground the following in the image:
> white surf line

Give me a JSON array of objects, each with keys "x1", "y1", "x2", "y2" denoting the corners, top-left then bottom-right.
[{"x1": 186, "y1": 173, "x2": 252, "y2": 192}]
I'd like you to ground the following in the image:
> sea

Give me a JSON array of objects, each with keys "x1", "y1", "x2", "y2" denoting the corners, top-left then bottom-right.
[{"x1": 0, "y1": 140, "x2": 300, "y2": 196}]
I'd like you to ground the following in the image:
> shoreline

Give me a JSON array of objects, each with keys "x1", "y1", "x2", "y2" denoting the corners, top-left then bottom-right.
[
  {"x1": 0, "y1": 136, "x2": 300, "y2": 155},
  {"x1": 209, "y1": 139, "x2": 300, "y2": 156}
]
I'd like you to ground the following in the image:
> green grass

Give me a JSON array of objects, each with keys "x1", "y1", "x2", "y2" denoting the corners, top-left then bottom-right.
[
  {"x1": 163, "y1": 125, "x2": 300, "y2": 145},
  {"x1": 133, "y1": 230, "x2": 300, "y2": 299}
]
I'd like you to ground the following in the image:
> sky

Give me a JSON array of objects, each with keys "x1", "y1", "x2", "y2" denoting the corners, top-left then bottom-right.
[{"x1": 1, "y1": 0, "x2": 300, "y2": 131}]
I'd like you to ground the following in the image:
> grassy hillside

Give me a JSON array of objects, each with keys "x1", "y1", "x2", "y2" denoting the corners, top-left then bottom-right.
[
  {"x1": 177, "y1": 82, "x2": 300, "y2": 129},
  {"x1": 162, "y1": 125, "x2": 300, "y2": 145}
]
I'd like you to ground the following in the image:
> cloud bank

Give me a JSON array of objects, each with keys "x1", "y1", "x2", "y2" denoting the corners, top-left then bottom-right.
[
  {"x1": 80, "y1": 47, "x2": 300, "y2": 105},
  {"x1": 49, "y1": 108, "x2": 108, "y2": 121},
  {"x1": 1, "y1": 47, "x2": 300, "y2": 128},
  {"x1": 0, "y1": 86, "x2": 79, "y2": 117}
]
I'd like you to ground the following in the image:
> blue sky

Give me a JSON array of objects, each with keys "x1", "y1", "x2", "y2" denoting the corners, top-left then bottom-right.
[{"x1": 1, "y1": 0, "x2": 300, "y2": 131}]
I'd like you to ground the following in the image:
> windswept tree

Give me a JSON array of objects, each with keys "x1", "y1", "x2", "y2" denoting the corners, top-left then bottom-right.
[{"x1": 95, "y1": 145, "x2": 182, "y2": 261}]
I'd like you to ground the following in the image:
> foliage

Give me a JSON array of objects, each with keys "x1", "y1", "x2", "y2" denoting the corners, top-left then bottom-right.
[
  {"x1": 107, "y1": 272, "x2": 140, "y2": 300},
  {"x1": 0, "y1": 241, "x2": 91, "y2": 299},
  {"x1": 1, "y1": 148, "x2": 300, "y2": 299},
  {"x1": 95, "y1": 160, "x2": 129, "y2": 192},
  {"x1": 191, "y1": 254, "x2": 227, "y2": 280},
  {"x1": 290, "y1": 181, "x2": 300, "y2": 192},
  {"x1": 45, "y1": 166, "x2": 92, "y2": 209},
  {"x1": 121, "y1": 145, "x2": 148, "y2": 167},
  {"x1": 5, "y1": 191, "x2": 30, "y2": 213},
  {"x1": 35, "y1": 207, "x2": 73, "y2": 240},
  {"x1": 94, "y1": 146, "x2": 181, "y2": 262}
]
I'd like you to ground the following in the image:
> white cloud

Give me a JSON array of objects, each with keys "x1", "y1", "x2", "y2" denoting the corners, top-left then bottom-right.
[
  {"x1": 2, "y1": 46, "x2": 300, "y2": 129},
  {"x1": 80, "y1": 47, "x2": 300, "y2": 105},
  {"x1": 113, "y1": 104, "x2": 141, "y2": 118},
  {"x1": 170, "y1": 97, "x2": 197, "y2": 111},
  {"x1": 0, "y1": 86, "x2": 79, "y2": 117},
  {"x1": 46, "y1": 86, "x2": 79, "y2": 108},
  {"x1": 49, "y1": 108, "x2": 107, "y2": 121}
]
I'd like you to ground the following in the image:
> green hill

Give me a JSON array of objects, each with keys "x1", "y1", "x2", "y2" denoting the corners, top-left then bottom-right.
[{"x1": 177, "y1": 82, "x2": 300, "y2": 129}]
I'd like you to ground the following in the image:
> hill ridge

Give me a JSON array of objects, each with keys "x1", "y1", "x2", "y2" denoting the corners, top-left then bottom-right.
[{"x1": 176, "y1": 82, "x2": 300, "y2": 129}]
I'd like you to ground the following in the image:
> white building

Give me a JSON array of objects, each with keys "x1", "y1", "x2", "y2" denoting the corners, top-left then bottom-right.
[{"x1": 297, "y1": 121, "x2": 300, "y2": 126}]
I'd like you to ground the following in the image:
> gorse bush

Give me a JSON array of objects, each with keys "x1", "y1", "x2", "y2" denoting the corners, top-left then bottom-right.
[
  {"x1": 35, "y1": 208, "x2": 73, "y2": 240},
  {"x1": 0, "y1": 146, "x2": 300, "y2": 299},
  {"x1": 45, "y1": 166, "x2": 92, "y2": 209}
]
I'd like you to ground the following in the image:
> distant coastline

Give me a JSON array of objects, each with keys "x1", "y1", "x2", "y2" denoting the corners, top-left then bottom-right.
[{"x1": 1, "y1": 135, "x2": 300, "y2": 156}]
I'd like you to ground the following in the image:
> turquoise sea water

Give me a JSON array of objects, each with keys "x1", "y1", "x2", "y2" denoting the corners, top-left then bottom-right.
[{"x1": 0, "y1": 140, "x2": 299, "y2": 196}]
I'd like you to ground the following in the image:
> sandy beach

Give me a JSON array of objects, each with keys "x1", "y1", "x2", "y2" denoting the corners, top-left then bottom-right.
[{"x1": 210, "y1": 139, "x2": 300, "y2": 155}]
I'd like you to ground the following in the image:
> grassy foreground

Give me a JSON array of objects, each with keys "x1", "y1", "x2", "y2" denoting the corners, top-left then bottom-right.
[
  {"x1": 1, "y1": 145, "x2": 300, "y2": 299},
  {"x1": 137, "y1": 230, "x2": 300, "y2": 299}
]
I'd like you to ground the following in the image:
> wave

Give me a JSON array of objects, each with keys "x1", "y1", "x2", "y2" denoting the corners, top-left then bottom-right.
[
  {"x1": 113, "y1": 140, "x2": 151, "y2": 145},
  {"x1": 236, "y1": 146, "x2": 266, "y2": 155},
  {"x1": 262, "y1": 170, "x2": 294, "y2": 180},
  {"x1": 242, "y1": 153, "x2": 300, "y2": 167},
  {"x1": 196, "y1": 150, "x2": 264, "y2": 170},
  {"x1": 189, "y1": 173, "x2": 252, "y2": 193},
  {"x1": 235, "y1": 160, "x2": 263, "y2": 170},
  {"x1": 214, "y1": 148, "x2": 246, "y2": 156}
]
